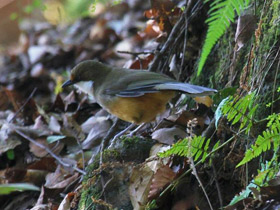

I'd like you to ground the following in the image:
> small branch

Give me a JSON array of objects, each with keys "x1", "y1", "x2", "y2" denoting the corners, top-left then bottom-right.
[
  {"x1": 148, "y1": 0, "x2": 203, "y2": 73},
  {"x1": 11, "y1": 126, "x2": 86, "y2": 175},
  {"x1": 8, "y1": 88, "x2": 37, "y2": 123},
  {"x1": 190, "y1": 157, "x2": 213, "y2": 210},
  {"x1": 117, "y1": 51, "x2": 154, "y2": 56},
  {"x1": 100, "y1": 176, "x2": 114, "y2": 197},
  {"x1": 148, "y1": 9, "x2": 185, "y2": 72},
  {"x1": 212, "y1": 163, "x2": 223, "y2": 208}
]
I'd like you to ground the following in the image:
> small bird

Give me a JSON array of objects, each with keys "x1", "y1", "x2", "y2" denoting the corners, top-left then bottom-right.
[{"x1": 62, "y1": 60, "x2": 217, "y2": 124}]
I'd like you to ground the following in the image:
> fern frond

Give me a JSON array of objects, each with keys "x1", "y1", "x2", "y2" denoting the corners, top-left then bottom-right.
[
  {"x1": 237, "y1": 126, "x2": 280, "y2": 167},
  {"x1": 158, "y1": 136, "x2": 211, "y2": 162},
  {"x1": 197, "y1": 0, "x2": 251, "y2": 75},
  {"x1": 221, "y1": 93, "x2": 257, "y2": 133}
]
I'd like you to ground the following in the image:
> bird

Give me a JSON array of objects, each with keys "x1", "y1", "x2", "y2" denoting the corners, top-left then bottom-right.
[{"x1": 62, "y1": 60, "x2": 217, "y2": 124}]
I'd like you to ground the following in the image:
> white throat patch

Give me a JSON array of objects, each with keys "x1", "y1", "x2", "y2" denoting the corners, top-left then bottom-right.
[{"x1": 74, "y1": 81, "x2": 94, "y2": 97}]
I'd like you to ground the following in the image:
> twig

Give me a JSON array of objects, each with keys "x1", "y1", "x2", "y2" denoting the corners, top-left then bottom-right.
[
  {"x1": 179, "y1": 0, "x2": 191, "y2": 79},
  {"x1": 100, "y1": 176, "x2": 114, "y2": 197},
  {"x1": 148, "y1": 8, "x2": 185, "y2": 72},
  {"x1": 11, "y1": 125, "x2": 86, "y2": 175},
  {"x1": 148, "y1": 0, "x2": 203, "y2": 73},
  {"x1": 117, "y1": 51, "x2": 154, "y2": 56},
  {"x1": 190, "y1": 157, "x2": 213, "y2": 210},
  {"x1": 187, "y1": 118, "x2": 213, "y2": 210},
  {"x1": 271, "y1": 47, "x2": 280, "y2": 113},
  {"x1": 8, "y1": 88, "x2": 37, "y2": 123},
  {"x1": 212, "y1": 163, "x2": 223, "y2": 208}
]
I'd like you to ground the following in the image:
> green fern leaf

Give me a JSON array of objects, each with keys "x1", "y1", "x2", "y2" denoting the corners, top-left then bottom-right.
[
  {"x1": 158, "y1": 136, "x2": 211, "y2": 163},
  {"x1": 198, "y1": 0, "x2": 251, "y2": 75},
  {"x1": 237, "y1": 128, "x2": 280, "y2": 167}
]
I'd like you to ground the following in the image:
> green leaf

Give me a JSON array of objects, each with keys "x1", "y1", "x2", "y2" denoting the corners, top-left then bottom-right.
[
  {"x1": 228, "y1": 183, "x2": 256, "y2": 206},
  {"x1": 215, "y1": 97, "x2": 230, "y2": 128},
  {"x1": 0, "y1": 183, "x2": 40, "y2": 195},
  {"x1": 198, "y1": 0, "x2": 252, "y2": 75},
  {"x1": 9, "y1": 12, "x2": 18, "y2": 20},
  {"x1": 6, "y1": 150, "x2": 15, "y2": 160},
  {"x1": 46, "y1": 135, "x2": 66, "y2": 143},
  {"x1": 23, "y1": 5, "x2": 33, "y2": 14}
]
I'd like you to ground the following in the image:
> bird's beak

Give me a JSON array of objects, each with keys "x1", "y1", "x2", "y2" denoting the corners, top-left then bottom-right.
[{"x1": 62, "y1": 80, "x2": 74, "y2": 88}]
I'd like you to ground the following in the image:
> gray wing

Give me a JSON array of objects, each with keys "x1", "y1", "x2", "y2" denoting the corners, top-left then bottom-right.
[{"x1": 103, "y1": 69, "x2": 217, "y2": 97}]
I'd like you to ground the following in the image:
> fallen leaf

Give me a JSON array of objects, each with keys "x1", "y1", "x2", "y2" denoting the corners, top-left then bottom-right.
[
  {"x1": 129, "y1": 164, "x2": 154, "y2": 210},
  {"x1": 58, "y1": 192, "x2": 76, "y2": 210},
  {"x1": 29, "y1": 138, "x2": 64, "y2": 158},
  {"x1": 235, "y1": 14, "x2": 257, "y2": 51},
  {"x1": 148, "y1": 165, "x2": 176, "y2": 199},
  {"x1": 194, "y1": 96, "x2": 213, "y2": 107},
  {"x1": 45, "y1": 166, "x2": 79, "y2": 189},
  {"x1": 152, "y1": 127, "x2": 187, "y2": 145}
]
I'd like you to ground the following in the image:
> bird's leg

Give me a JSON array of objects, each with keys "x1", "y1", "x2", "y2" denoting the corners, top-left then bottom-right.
[
  {"x1": 109, "y1": 123, "x2": 136, "y2": 148},
  {"x1": 127, "y1": 123, "x2": 146, "y2": 137}
]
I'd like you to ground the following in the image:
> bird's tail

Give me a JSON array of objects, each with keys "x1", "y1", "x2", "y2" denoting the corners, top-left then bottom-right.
[{"x1": 155, "y1": 82, "x2": 217, "y2": 97}]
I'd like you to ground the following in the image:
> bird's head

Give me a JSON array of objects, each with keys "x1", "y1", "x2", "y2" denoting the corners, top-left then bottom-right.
[{"x1": 62, "y1": 60, "x2": 110, "y2": 88}]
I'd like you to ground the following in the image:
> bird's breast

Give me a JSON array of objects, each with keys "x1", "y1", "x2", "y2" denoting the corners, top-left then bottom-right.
[{"x1": 97, "y1": 91, "x2": 175, "y2": 124}]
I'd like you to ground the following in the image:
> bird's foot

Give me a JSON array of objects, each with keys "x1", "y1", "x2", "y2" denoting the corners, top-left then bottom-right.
[{"x1": 108, "y1": 123, "x2": 136, "y2": 149}]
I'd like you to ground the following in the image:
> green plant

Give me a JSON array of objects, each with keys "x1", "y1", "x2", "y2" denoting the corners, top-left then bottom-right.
[
  {"x1": 159, "y1": 136, "x2": 219, "y2": 162},
  {"x1": 198, "y1": 0, "x2": 252, "y2": 75},
  {"x1": 220, "y1": 93, "x2": 258, "y2": 134},
  {"x1": 10, "y1": 0, "x2": 46, "y2": 21},
  {"x1": 217, "y1": 91, "x2": 280, "y2": 168},
  {"x1": 237, "y1": 113, "x2": 280, "y2": 167}
]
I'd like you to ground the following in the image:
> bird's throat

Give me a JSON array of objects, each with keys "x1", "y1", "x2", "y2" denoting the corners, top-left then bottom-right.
[{"x1": 74, "y1": 81, "x2": 94, "y2": 97}]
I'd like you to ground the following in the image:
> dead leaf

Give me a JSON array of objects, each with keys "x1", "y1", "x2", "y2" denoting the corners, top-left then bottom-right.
[
  {"x1": 129, "y1": 164, "x2": 154, "y2": 210},
  {"x1": 143, "y1": 20, "x2": 163, "y2": 38},
  {"x1": 49, "y1": 116, "x2": 61, "y2": 133},
  {"x1": 194, "y1": 96, "x2": 213, "y2": 107},
  {"x1": 151, "y1": 127, "x2": 187, "y2": 145},
  {"x1": 45, "y1": 166, "x2": 79, "y2": 189},
  {"x1": 0, "y1": 123, "x2": 21, "y2": 155},
  {"x1": 127, "y1": 54, "x2": 155, "y2": 69},
  {"x1": 58, "y1": 192, "x2": 76, "y2": 210},
  {"x1": 81, "y1": 116, "x2": 112, "y2": 149},
  {"x1": 29, "y1": 138, "x2": 64, "y2": 158},
  {"x1": 48, "y1": 94, "x2": 65, "y2": 113},
  {"x1": 235, "y1": 14, "x2": 257, "y2": 51},
  {"x1": 28, "y1": 157, "x2": 57, "y2": 172},
  {"x1": 148, "y1": 165, "x2": 176, "y2": 200},
  {"x1": 63, "y1": 91, "x2": 78, "y2": 112}
]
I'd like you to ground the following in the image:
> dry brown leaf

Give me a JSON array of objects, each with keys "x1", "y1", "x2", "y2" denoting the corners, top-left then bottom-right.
[
  {"x1": 143, "y1": 20, "x2": 163, "y2": 38},
  {"x1": 29, "y1": 138, "x2": 64, "y2": 158},
  {"x1": 48, "y1": 94, "x2": 65, "y2": 113},
  {"x1": 235, "y1": 14, "x2": 257, "y2": 51},
  {"x1": 148, "y1": 165, "x2": 176, "y2": 200},
  {"x1": 45, "y1": 166, "x2": 79, "y2": 189},
  {"x1": 5, "y1": 168, "x2": 27, "y2": 183},
  {"x1": 129, "y1": 165, "x2": 154, "y2": 210},
  {"x1": 28, "y1": 157, "x2": 57, "y2": 172},
  {"x1": 57, "y1": 192, "x2": 76, "y2": 210},
  {"x1": 127, "y1": 54, "x2": 154, "y2": 69},
  {"x1": 194, "y1": 96, "x2": 213, "y2": 107}
]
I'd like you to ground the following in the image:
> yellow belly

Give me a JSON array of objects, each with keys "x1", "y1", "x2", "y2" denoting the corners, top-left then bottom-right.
[{"x1": 106, "y1": 91, "x2": 175, "y2": 124}]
